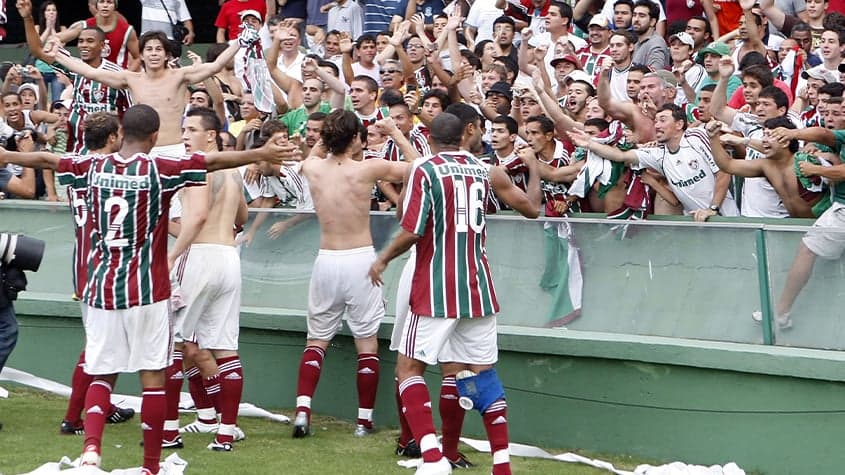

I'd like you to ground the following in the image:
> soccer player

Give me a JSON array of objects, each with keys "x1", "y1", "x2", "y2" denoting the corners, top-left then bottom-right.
[
  {"x1": 368, "y1": 111, "x2": 543, "y2": 475},
  {"x1": 0, "y1": 104, "x2": 297, "y2": 474},
  {"x1": 570, "y1": 104, "x2": 737, "y2": 220},
  {"x1": 167, "y1": 107, "x2": 250, "y2": 452},
  {"x1": 40, "y1": 24, "x2": 259, "y2": 154},
  {"x1": 289, "y1": 111, "x2": 411, "y2": 438},
  {"x1": 18, "y1": 0, "x2": 131, "y2": 154},
  {"x1": 60, "y1": 112, "x2": 135, "y2": 436}
]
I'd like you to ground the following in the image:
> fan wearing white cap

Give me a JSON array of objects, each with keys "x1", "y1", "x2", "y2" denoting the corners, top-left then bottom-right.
[
  {"x1": 214, "y1": 0, "x2": 267, "y2": 43},
  {"x1": 668, "y1": 32, "x2": 706, "y2": 106},
  {"x1": 575, "y1": 15, "x2": 613, "y2": 81}
]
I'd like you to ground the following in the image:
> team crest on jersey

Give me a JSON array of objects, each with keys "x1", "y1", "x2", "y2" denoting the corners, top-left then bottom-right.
[
  {"x1": 92, "y1": 86, "x2": 104, "y2": 103},
  {"x1": 102, "y1": 40, "x2": 111, "y2": 59},
  {"x1": 689, "y1": 160, "x2": 699, "y2": 170}
]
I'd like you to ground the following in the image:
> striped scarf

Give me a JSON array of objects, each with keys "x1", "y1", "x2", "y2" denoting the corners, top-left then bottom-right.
[{"x1": 235, "y1": 24, "x2": 275, "y2": 114}]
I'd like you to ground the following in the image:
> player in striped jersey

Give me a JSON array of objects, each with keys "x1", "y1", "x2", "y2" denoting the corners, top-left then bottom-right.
[
  {"x1": 54, "y1": 0, "x2": 139, "y2": 70},
  {"x1": 0, "y1": 104, "x2": 298, "y2": 474},
  {"x1": 289, "y1": 111, "x2": 412, "y2": 439},
  {"x1": 61, "y1": 112, "x2": 136, "y2": 436},
  {"x1": 368, "y1": 112, "x2": 542, "y2": 475},
  {"x1": 43, "y1": 25, "x2": 259, "y2": 156},
  {"x1": 376, "y1": 103, "x2": 432, "y2": 207},
  {"x1": 19, "y1": 1, "x2": 131, "y2": 154}
]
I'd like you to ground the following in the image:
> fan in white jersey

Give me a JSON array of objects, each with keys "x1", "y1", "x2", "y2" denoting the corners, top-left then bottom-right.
[{"x1": 571, "y1": 103, "x2": 737, "y2": 221}]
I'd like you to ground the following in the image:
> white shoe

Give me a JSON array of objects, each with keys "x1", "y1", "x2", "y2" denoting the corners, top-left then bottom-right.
[
  {"x1": 179, "y1": 419, "x2": 218, "y2": 434},
  {"x1": 78, "y1": 446, "x2": 101, "y2": 468},
  {"x1": 751, "y1": 310, "x2": 792, "y2": 329},
  {"x1": 234, "y1": 426, "x2": 246, "y2": 442},
  {"x1": 415, "y1": 457, "x2": 452, "y2": 475}
]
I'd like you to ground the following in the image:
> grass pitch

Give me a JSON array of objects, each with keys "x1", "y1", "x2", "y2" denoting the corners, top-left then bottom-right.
[{"x1": 0, "y1": 388, "x2": 645, "y2": 474}]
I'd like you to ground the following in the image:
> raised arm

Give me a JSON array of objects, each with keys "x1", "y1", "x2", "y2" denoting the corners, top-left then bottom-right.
[
  {"x1": 706, "y1": 121, "x2": 765, "y2": 177},
  {"x1": 54, "y1": 20, "x2": 83, "y2": 44},
  {"x1": 183, "y1": 38, "x2": 245, "y2": 85},
  {"x1": 375, "y1": 118, "x2": 420, "y2": 162},
  {"x1": 306, "y1": 58, "x2": 346, "y2": 109},
  {"x1": 47, "y1": 43, "x2": 130, "y2": 89},
  {"x1": 701, "y1": 0, "x2": 720, "y2": 37},
  {"x1": 340, "y1": 32, "x2": 355, "y2": 87},
  {"x1": 493, "y1": 147, "x2": 542, "y2": 218},
  {"x1": 739, "y1": 0, "x2": 766, "y2": 55},
  {"x1": 569, "y1": 128, "x2": 640, "y2": 166},
  {"x1": 758, "y1": 0, "x2": 787, "y2": 31},
  {"x1": 17, "y1": 0, "x2": 50, "y2": 62},
  {"x1": 597, "y1": 65, "x2": 639, "y2": 125},
  {"x1": 532, "y1": 70, "x2": 581, "y2": 139},
  {"x1": 0, "y1": 148, "x2": 61, "y2": 170},
  {"x1": 712, "y1": 56, "x2": 738, "y2": 125}
]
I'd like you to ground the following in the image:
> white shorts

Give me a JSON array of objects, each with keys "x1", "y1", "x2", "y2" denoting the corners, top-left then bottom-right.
[
  {"x1": 84, "y1": 301, "x2": 171, "y2": 375},
  {"x1": 803, "y1": 202, "x2": 845, "y2": 260},
  {"x1": 151, "y1": 142, "x2": 187, "y2": 157},
  {"x1": 172, "y1": 244, "x2": 241, "y2": 350},
  {"x1": 398, "y1": 313, "x2": 499, "y2": 366},
  {"x1": 389, "y1": 250, "x2": 416, "y2": 351},
  {"x1": 307, "y1": 246, "x2": 385, "y2": 340}
]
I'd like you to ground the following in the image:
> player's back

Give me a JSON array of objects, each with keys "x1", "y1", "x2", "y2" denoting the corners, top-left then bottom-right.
[
  {"x1": 194, "y1": 170, "x2": 245, "y2": 246},
  {"x1": 302, "y1": 157, "x2": 380, "y2": 250},
  {"x1": 403, "y1": 151, "x2": 499, "y2": 319}
]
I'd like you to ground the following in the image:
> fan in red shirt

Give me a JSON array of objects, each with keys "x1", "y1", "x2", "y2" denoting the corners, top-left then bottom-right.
[{"x1": 215, "y1": 0, "x2": 267, "y2": 42}]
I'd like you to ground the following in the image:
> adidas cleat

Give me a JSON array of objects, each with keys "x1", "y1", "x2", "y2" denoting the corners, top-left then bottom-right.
[
  {"x1": 353, "y1": 424, "x2": 372, "y2": 437},
  {"x1": 448, "y1": 453, "x2": 475, "y2": 469},
  {"x1": 395, "y1": 438, "x2": 422, "y2": 458},
  {"x1": 106, "y1": 406, "x2": 135, "y2": 424},
  {"x1": 60, "y1": 420, "x2": 85, "y2": 435},
  {"x1": 179, "y1": 419, "x2": 218, "y2": 434},
  {"x1": 161, "y1": 436, "x2": 184, "y2": 449},
  {"x1": 292, "y1": 411, "x2": 310, "y2": 438}
]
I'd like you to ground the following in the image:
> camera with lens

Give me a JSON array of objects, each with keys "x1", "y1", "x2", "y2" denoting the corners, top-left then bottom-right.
[{"x1": 0, "y1": 233, "x2": 45, "y2": 308}]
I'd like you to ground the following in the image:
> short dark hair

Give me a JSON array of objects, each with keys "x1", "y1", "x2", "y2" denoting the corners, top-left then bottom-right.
[
  {"x1": 614, "y1": 0, "x2": 634, "y2": 10},
  {"x1": 379, "y1": 88, "x2": 405, "y2": 107},
  {"x1": 633, "y1": 0, "x2": 660, "y2": 21},
  {"x1": 122, "y1": 104, "x2": 160, "y2": 142},
  {"x1": 493, "y1": 15, "x2": 515, "y2": 29},
  {"x1": 549, "y1": 1, "x2": 573, "y2": 21},
  {"x1": 421, "y1": 89, "x2": 451, "y2": 109},
  {"x1": 139, "y1": 30, "x2": 173, "y2": 58},
  {"x1": 320, "y1": 110, "x2": 364, "y2": 154},
  {"x1": 317, "y1": 60, "x2": 340, "y2": 77},
  {"x1": 629, "y1": 64, "x2": 652, "y2": 75},
  {"x1": 259, "y1": 119, "x2": 287, "y2": 139},
  {"x1": 738, "y1": 51, "x2": 768, "y2": 70},
  {"x1": 583, "y1": 118, "x2": 610, "y2": 131},
  {"x1": 185, "y1": 107, "x2": 222, "y2": 134},
  {"x1": 80, "y1": 26, "x2": 105, "y2": 42},
  {"x1": 763, "y1": 116, "x2": 799, "y2": 153},
  {"x1": 611, "y1": 30, "x2": 638, "y2": 45},
  {"x1": 758, "y1": 85, "x2": 789, "y2": 111},
  {"x1": 460, "y1": 49, "x2": 482, "y2": 70},
  {"x1": 493, "y1": 56, "x2": 518, "y2": 83},
  {"x1": 474, "y1": 40, "x2": 493, "y2": 59},
  {"x1": 790, "y1": 22, "x2": 811, "y2": 35},
  {"x1": 657, "y1": 103, "x2": 687, "y2": 129},
  {"x1": 819, "y1": 83, "x2": 845, "y2": 97},
  {"x1": 525, "y1": 115, "x2": 555, "y2": 134},
  {"x1": 430, "y1": 113, "x2": 464, "y2": 147},
  {"x1": 687, "y1": 16, "x2": 712, "y2": 38},
  {"x1": 741, "y1": 64, "x2": 774, "y2": 88},
  {"x1": 491, "y1": 115, "x2": 518, "y2": 135},
  {"x1": 444, "y1": 103, "x2": 481, "y2": 129},
  {"x1": 821, "y1": 27, "x2": 845, "y2": 46},
  {"x1": 356, "y1": 34, "x2": 376, "y2": 49},
  {"x1": 82, "y1": 112, "x2": 119, "y2": 150},
  {"x1": 308, "y1": 111, "x2": 328, "y2": 122},
  {"x1": 571, "y1": 80, "x2": 596, "y2": 96},
  {"x1": 352, "y1": 75, "x2": 379, "y2": 93}
]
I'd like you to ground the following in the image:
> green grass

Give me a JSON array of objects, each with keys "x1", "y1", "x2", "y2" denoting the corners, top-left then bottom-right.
[{"x1": 0, "y1": 388, "x2": 645, "y2": 475}]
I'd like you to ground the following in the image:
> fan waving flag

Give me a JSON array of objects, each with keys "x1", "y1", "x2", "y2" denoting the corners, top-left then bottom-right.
[{"x1": 234, "y1": 23, "x2": 275, "y2": 114}]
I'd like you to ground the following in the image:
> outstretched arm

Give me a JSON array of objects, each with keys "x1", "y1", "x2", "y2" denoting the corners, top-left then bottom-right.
[
  {"x1": 48, "y1": 44, "x2": 130, "y2": 89},
  {"x1": 183, "y1": 40, "x2": 243, "y2": 85},
  {"x1": 707, "y1": 123, "x2": 765, "y2": 176},
  {"x1": 204, "y1": 140, "x2": 302, "y2": 172},
  {"x1": 771, "y1": 126, "x2": 836, "y2": 148},
  {"x1": 0, "y1": 149, "x2": 60, "y2": 170},
  {"x1": 569, "y1": 128, "x2": 640, "y2": 166}
]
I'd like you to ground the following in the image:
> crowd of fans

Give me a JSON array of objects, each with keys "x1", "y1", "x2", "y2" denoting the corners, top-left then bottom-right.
[{"x1": 1, "y1": 0, "x2": 845, "y2": 224}]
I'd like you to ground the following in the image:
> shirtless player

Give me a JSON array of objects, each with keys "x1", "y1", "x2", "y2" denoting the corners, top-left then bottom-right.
[
  {"x1": 167, "y1": 107, "x2": 251, "y2": 452},
  {"x1": 39, "y1": 18, "x2": 259, "y2": 154},
  {"x1": 290, "y1": 110, "x2": 411, "y2": 438}
]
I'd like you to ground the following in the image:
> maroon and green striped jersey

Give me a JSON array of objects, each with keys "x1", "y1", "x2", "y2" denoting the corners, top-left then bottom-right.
[
  {"x1": 56, "y1": 152, "x2": 207, "y2": 310},
  {"x1": 51, "y1": 56, "x2": 132, "y2": 153},
  {"x1": 65, "y1": 154, "x2": 96, "y2": 299},
  {"x1": 401, "y1": 151, "x2": 499, "y2": 319}
]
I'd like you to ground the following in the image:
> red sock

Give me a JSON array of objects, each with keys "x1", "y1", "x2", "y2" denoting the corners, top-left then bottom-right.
[
  {"x1": 203, "y1": 373, "x2": 221, "y2": 415},
  {"x1": 399, "y1": 376, "x2": 442, "y2": 463},
  {"x1": 439, "y1": 375, "x2": 465, "y2": 461},
  {"x1": 65, "y1": 351, "x2": 93, "y2": 424},
  {"x1": 141, "y1": 387, "x2": 166, "y2": 474},
  {"x1": 186, "y1": 366, "x2": 217, "y2": 424},
  {"x1": 163, "y1": 350, "x2": 183, "y2": 441},
  {"x1": 395, "y1": 378, "x2": 413, "y2": 446},
  {"x1": 215, "y1": 356, "x2": 243, "y2": 444},
  {"x1": 295, "y1": 346, "x2": 325, "y2": 418},
  {"x1": 356, "y1": 353, "x2": 379, "y2": 428},
  {"x1": 483, "y1": 400, "x2": 511, "y2": 475},
  {"x1": 82, "y1": 379, "x2": 112, "y2": 455}
]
